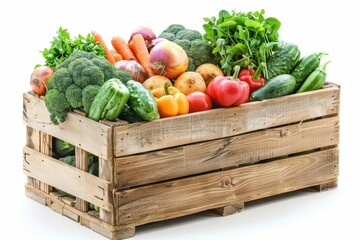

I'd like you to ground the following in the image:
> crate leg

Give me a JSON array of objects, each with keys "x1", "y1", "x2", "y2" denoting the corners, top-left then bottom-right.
[
  {"x1": 99, "y1": 157, "x2": 116, "y2": 225},
  {"x1": 75, "y1": 147, "x2": 89, "y2": 212},
  {"x1": 39, "y1": 132, "x2": 53, "y2": 194},
  {"x1": 215, "y1": 203, "x2": 244, "y2": 216},
  {"x1": 312, "y1": 180, "x2": 338, "y2": 192},
  {"x1": 90, "y1": 221, "x2": 135, "y2": 240}
]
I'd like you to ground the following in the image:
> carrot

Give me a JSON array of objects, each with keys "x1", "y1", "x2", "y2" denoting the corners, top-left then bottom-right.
[
  {"x1": 111, "y1": 36, "x2": 136, "y2": 60},
  {"x1": 128, "y1": 34, "x2": 154, "y2": 77},
  {"x1": 110, "y1": 49, "x2": 123, "y2": 62},
  {"x1": 93, "y1": 32, "x2": 116, "y2": 64}
]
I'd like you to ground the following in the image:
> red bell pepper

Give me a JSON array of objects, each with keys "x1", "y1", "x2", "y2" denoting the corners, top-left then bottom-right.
[
  {"x1": 239, "y1": 68, "x2": 265, "y2": 93},
  {"x1": 206, "y1": 66, "x2": 250, "y2": 107}
]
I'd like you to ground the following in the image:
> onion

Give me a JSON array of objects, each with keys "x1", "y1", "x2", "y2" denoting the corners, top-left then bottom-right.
[
  {"x1": 148, "y1": 38, "x2": 167, "y2": 51},
  {"x1": 114, "y1": 60, "x2": 148, "y2": 83},
  {"x1": 149, "y1": 40, "x2": 188, "y2": 79},
  {"x1": 130, "y1": 26, "x2": 156, "y2": 49}
]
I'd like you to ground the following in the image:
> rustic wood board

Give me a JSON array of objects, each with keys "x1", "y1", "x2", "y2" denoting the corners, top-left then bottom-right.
[
  {"x1": 116, "y1": 148, "x2": 339, "y2": 227},
  {"x1": 23, "y1": 92, "x2": 113, "y2": 160},
  {"x1": 115, "y1": 116, "x2": 339, "y2": 188},
  {"x1": 23, "y1": 147, "x2": 112, "y2": 211},
  {"x1": 113, "y1": 84, "x2": 340, "y2": 157}
]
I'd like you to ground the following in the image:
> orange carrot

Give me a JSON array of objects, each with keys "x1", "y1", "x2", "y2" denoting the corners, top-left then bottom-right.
[
  {"x1": 128, "y1": 34, "x2": 154, "y2": 77},
  {"x1": 110, "y1": 49, "x2": 123, "y2": 62},
  {"x1": 111, "y1": 36, "x2": 136, "y2": 60},
  {"x1": 93, "y1": 32, "x2": 116, "y2": 64}
]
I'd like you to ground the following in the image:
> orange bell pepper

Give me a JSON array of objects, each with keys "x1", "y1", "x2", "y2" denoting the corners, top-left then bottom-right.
[{"x1": 151, "y1": 83, "x2": 189, "y2": 118}]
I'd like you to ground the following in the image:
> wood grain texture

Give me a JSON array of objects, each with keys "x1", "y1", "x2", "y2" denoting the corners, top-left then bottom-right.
[
  {"x1": 215, "y1": 203, "x2": 244, "y2": 216},
  {"x1": 99, "y1": 157, "x2": 116, "y2": 225},
  {"x1": 25, "y1": 127, "x2": 41, "y2": 189},
  {"x1": 115, "y1": 116, "x2": 339, "y2": 188},
  {"x1": 23, "y1": 92, "x2": 113, "y2": 160},
  {"x1": 23, "y1": 147, "x2": 112, "y2": 211},
  {"x1": 75, "y1": 147, "x2": 89, "y2": 212},
  {"x1": 116, "y1": 148, "x2": 339, "y2": 227},
  {"x1": 25, "y1": 185, "x2": 135, "y2": 240},
  {"x1": 312, "y1": 180, "x2": 338, "y2": 192},
  {"x1": 39, "y1": 132, "x2": 52, "y2": 193},
  {"x1": 113, "y1": 84, "x2": 340, "y2": 157}
]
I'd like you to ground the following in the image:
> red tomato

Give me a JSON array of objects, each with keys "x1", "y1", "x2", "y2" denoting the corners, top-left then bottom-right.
[{"x1": 186, "y1": 92, "x2": 212, "y2": 113}]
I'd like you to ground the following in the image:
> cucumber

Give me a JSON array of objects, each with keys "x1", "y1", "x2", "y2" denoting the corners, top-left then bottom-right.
[
  {"x1": 267, "y1": 42, "x2": 300, "y2": 80},
  {"x1": 251, "y1": 74, "x2": 296, "y2": 101},
  {"x1": 297, "y1": 61, "x2": 330, "y2": 93},
  {"x1": 291, "y1": 52, "x2": 327, "y2": 92}
]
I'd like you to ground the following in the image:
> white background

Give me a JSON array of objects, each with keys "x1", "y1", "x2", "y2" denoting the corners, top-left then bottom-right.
[{"x1": 1, "y1": 0, "x2": 359, "y2": 239}]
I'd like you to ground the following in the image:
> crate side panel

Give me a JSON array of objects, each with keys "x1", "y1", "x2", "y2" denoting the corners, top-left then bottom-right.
[
  {"x1": 23, "y1": 147, "x2": 112, "y2": 211},
  {"x1": 115, "y1": 116, "x2": 339, "y2": 188},
  {"x1": 114, "y1": 85, "x2": 340, "y2": 156},
  {"x1": 23, "y1": 92, "x2": 113, "y2": 160},
  {"x1": 116, "y1": 148, "x2": 338, "y2": 226}
]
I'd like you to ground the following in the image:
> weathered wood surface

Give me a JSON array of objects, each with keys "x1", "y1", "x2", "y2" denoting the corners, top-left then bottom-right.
[
  {"x1": 215, "y1": 203, "x2": 245, "y2": 216},
  {"x1": 75, "y1": 147, "x2": 89, "y2": 212},
  {"x1": 116, "y1": 148, "x2": 339, "y2": 227},
  {"x1": 23, "y1": 147, "x2": 112, "y2": 211},
  {"x1": 25, "y1": 127, "x2": 41, "y2": 189},
  {"x1": 113, "y1": 84, "x2": 340, "y2": 157},
  {"x1": 26, "y1": 185, "x2": 135, "y2": 240},
  {"x1": 99, "y1": 157, "x2": 116, "y2": 225},
  {"x1": 115, "y1": 116, "x2": 339, "y2": 188},
  {"x1": 39, "y1": 132, "x2": 52, "y2": 193},
  {"x1": 23, "y1": 92, "x2": 113, "y2": 160}
]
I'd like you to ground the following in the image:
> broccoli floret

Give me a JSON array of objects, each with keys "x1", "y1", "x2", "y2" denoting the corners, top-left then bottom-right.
[
  {"x1": 56, "y1": 51, "x2": 96, "y2": 70},
  {"x1": 158, "y1": 32, "x2": 176, "y2": 42},
  {"x1": 176, "y1": 29, "x2": 202, "y2": 41},
  {"x1": 45, "y1": 89, "x2": 71, "y2": 125},
  {"x1": 50, "y1": 68, "x2": 73, "y2": 92},
  {"x1": 187, "y1": 58, "x2": 196, "y2": 72},
  {"x1": 174, "y1": 39, "x2": 191, "y2": 55},
  {"x1": 68, "y1": 58, "x2": 104, "y2": 88},
  {"x1": 163, "y1": 24, "x2": 185, "y2": 35},
  {"x1": 190, "y1": 39, "x2": 213, "y2": 66},
  {"x1": 82, "y1": 85, "x2": 100, "y2": 113},
  {"x1": 65, "y1": 84, "x2": 83, "y2": 108}
]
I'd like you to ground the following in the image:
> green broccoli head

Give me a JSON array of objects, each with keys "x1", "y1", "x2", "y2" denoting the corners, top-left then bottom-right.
[
  {"x1": 56, "y1": 51, "x2": 95, "y2": 70},
  {"x1": 82, "y1": 85, "x2": 100, "y2": 114},
  {"x1": 68, "y1": 57, "x2": 104, "y2": 88},
  {"x1": 50, "y1": 68, "x2": 73, "y2": 92},
  {"x1": 187, "y1": 58, "x2": 196, "y2": 71},
  {"x1": 190, "y1": 39, "x2": 213, "y2": 66},
  {"x1": 176, "y1": 29, "x2": 202, "y2": 41},
  {"x1": 173, "y1": 39, "x2": 191, "y2": 55},
  {"x1": 45, "y1": 89, "x2": 71, "y2": 125},
  {"x1": 158, "y1": 32, "x2": 176, "y2": 42},
  {"x1": 65, "y1": 84, "x2": 83, "y2": 109},
  {"x1": 162, "y1": 24, "x2": 185, "y2": 35}
]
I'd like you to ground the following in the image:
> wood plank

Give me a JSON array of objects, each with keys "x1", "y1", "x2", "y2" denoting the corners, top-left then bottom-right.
[
  {"x1": 115, "y1": 116, "x2": 339, "y2": 188},
  {"x1": 25, "y1": 127, "x2": 41, "y2": 189},
  {"x1": 23, "y1": 147, "x2": 112, "y2": 211},
  {"x1": 312, "y1": 180, "x2": 338, "y2": 192},
  {"x1": 90, "y1": 222, "x2": 135, "y2": 240},
  {"x1": 23, "y1": 92, "x2": 113, "y2": 160},
  {"x1": 113, "y1": 84, "x2": 340, "y2": 157},
  {"x1": 99, "y1": 157, "x2": 116, "y2": 225},
  {"x1": 75, "y1": 147, "x2": 89, "y2": 212},
  {"x1": 116, "y1": 148, "x2": 339, "y2": 227},
  {"x1": 215, "y1": 203, "x2": 244, "y2": 216},
  {"x1": 39, "y1": 132, "x2": 52, "y2": 193}
]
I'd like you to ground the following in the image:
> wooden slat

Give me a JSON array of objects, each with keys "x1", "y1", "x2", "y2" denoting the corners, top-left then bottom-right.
[
  {"x1": 23, "y1": 147, "x2": 112, "y2": 211},
  {"x1": 115, "y1": 116, "x2": 339, "y2": 188},
  {"x1": 113, "y1": 84, "x2": 340, "y2": 157},
  {"x1": 39, "y1": 132, "x2": 52, "y2": 193},
  {"x1": 99, "y1": 157, "x2": 116, "y2": 225},
  {"x1": 25, "y1": 185, "x2": 135, "y2": 239},
  {"x1": 215, "y1": 203, "x2": 244, "y2": 216},
  {"x1": 25, "y1": 127, "x2": 41, "y2": 189},
  {"x1": 75, "y1": 147, "x2": 89, "y2": 212},
  {"x1": 116, "y1": 148, "x2": 339, "y2": 227},
  {"x1": 23, "y1": 92, "x2": 113, "y2": 160}
]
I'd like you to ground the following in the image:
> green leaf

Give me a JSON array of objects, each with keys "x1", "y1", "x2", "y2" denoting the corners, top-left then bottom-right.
[{"x1": 245, "y1": 20, "x2": 262, "y2": 29}]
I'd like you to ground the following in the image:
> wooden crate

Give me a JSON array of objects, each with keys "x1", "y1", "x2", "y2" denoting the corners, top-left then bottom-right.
[{"x1": 22, "y1": 82, "x2": 340, "y2": 239}]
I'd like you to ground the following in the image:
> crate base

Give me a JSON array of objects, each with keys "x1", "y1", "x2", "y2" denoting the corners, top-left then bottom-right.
[
  {"x1": 25, "y1": 179, "x2": 337, "y2": 239},
  {"x1": 25, "y1": 184, "x2": 135, "y2": 240}
]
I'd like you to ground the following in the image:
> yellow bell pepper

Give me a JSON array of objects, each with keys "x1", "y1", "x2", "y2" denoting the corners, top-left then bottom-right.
[{"x1": 151, "y1": 83, "x2": 189, "y2": 118}]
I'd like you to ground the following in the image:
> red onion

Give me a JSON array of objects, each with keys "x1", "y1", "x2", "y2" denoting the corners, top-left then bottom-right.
[
  {"x1": 148, "y1": 38, "x2": 167, "y2": 51},
  {"x1": 149, "y1": 40, "x2": 188, "y2": 79},
  {"x1": 130, "y1": 26, "x2": 156, "y2": 49},
  {"x1": 114, "y1": 60, "x2": 148, "y2": 83}
]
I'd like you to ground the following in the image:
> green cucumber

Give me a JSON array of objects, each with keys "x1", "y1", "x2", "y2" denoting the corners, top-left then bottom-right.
[
  {"x1": 297, "y1": 61, "x2": 330, "y2": 93},
  {"x1": 291, "y1": 52, "x2": 328, "y2": 92},
  {"x1": 251, "y1": 74, "x2": 296, "y2": 101},
  {"x1": 125, "y1": 80, "x2": 160, "y2": 121},
  {"x1": 118, "y1": 104, "x2": 144, "y2": 123},
  {"x1": 267, "y1": 42, "x2": 300, "y2": 80}
]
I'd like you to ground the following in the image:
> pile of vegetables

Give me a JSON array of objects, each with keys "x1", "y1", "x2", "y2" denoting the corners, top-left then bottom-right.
[{"x1": 29, "y1": 8, "x2": 330, "y2": 125}]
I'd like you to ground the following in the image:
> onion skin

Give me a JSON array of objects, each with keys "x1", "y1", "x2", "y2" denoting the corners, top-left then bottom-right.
[
  {"x1": 130, "y1": 26, "x2": 156, "y2": 49},
  {"x1": 114, "y1": 60, "x2": 148, "y2": 83},
  {"x1": 30, "y1": 66, "x2": 54, "y2": 96},
  {"x1": 149, "y1": 41, "x2": 188, "y2": 79}
]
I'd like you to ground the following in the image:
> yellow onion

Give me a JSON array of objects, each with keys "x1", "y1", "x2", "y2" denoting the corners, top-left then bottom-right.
[
  {"x1": 149, "y1": 40, "x2": 188, "y2": 79},
  {"x1": 114, "y1": 60, "x2": 148, "y2": 83}
]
